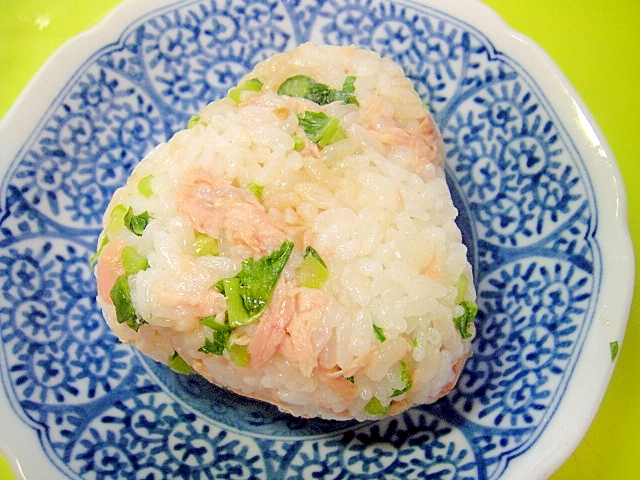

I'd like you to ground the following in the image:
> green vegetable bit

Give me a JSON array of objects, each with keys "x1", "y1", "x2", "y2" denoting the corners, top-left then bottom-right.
[
  {"x1": 390, "y1": 361, "x2": 412, "y2": 397},
  {"x1": 168, "y1": 351, "x2": 194, "y2": 375},
  {"x1": 297, "y1": 246, "x2": 328, "y2": 288},
  {"x1": 137, "y1": 175, "x2": 154, "y2": 198},
  {"x1": 229, "y1": 78, "x2": 264, "y2": 103},
  {"x1": 107, "y1": 204, "x2": 129, "y2": 235},
  {"x1": 364, "y1": 396, "x2": 390, "y2": 415},
  {"x1": 455, "y1": 275, "x2": 469, "y2": 304},
  {"x1": 373, "y1": 324, "x2": 386, "y2": 343},
  {"x1": 124, "y1": 207, "x2": 152, "y2": 236},
  {"x1": 453, "y1": 300, "x2": 478, "y2": 339},
  {"x1": 198, "y1": 316, "x2": 249, "y2": 364},
  {"x1": 90, "y1": 204, "x2": 129, "y2": 266},
  {"x1": 304, "y1": 246, "x2": 327, "y2": 268},
  {"x1": 341, "y1": 75, "x2": 357, "y2": 95},
  {"x1": 199, "y1": 329, "x2": 231, "y2": 356},
  {"x1": 277, "y1": 75, "x2": 359, "y2": 106},
  {"x1": 215, "y1": 240, "x2": 294, "y2": 328},
  {"x1": 193, "y1": 232, "x2": 219, "y2": 257},
  {"x1": 610, "y1": 340, "x2": 619, "y2": 361},
  {"x1": 187, "y1": 115, "x2": 204, "y2": 128},
  {"x1": 245, "y1": 183, "x2": 264, "y2": 198},
  {"x1": 109, "y1": 275, "x2": 146, "y2": 331},
  {"x1": 292, "y1": 134, "x2": 305, "y2": 151},
  {"x1": 200, "y1": 241, "x2": 293, "y2": 356},
  {"x1": 228, "y1": 343, "x2": 250, "y2": 367},
  {"x1": 200, "y1": 314, "x2": 232, "y2": 331},
  {"x1": 89, "y1": 236, "x2": 109, "y2": 267},
  {"x1": 221, "y1": 276, "x2": 251, "y2": 327},
  {"x1": 199, "y1": 316, "x2": 232, "y2": 355},
  {"x1": 297, "y1": 111, "x2": 346, "y2": 147},
  {"x1": 121, "y1": 246, "x2": 149, "y2": 275}
]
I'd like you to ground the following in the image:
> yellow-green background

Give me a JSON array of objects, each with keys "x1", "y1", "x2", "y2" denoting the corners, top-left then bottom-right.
[{"x1": 0, "y1": 1, "x2": 638, "y2": 478}]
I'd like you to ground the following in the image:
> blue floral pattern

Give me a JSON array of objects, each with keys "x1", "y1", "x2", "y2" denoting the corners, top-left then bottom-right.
[{"x1": 0, "y1": 0, "x2": 599, "y2": 478}]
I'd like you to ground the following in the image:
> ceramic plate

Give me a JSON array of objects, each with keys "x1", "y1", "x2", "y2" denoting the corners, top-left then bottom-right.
[{"x1": 0, "y1": 0, "x2": 633, "y2": 478}]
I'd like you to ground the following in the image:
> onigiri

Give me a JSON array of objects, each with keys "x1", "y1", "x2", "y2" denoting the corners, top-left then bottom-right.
[{"x1": 93, "y1": 43, "x2": 477, "y2": 421}]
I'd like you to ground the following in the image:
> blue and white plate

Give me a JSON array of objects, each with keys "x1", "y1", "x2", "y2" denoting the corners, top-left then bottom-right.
[{"x1": 0, "y1": 0, "x2": 634, "y2": 478}]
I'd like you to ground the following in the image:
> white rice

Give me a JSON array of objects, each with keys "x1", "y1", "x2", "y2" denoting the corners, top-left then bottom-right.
[{"x1": 94, "y1": 43, "x2": 476, "y2": 421}]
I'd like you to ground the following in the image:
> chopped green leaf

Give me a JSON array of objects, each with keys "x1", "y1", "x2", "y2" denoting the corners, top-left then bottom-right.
[
  {"x1": 199, "y1": 329, "x2": 230, "y2": 356},
  {"x1": 199, "y1": 315, "x2": 232, "y2": 356},
  {"x1": 121, "y1": 246, "x2": 149, "y2": 275},
  {"x1": 137, "y1": 175, "x2": 154, "y2": 198},
  {"x1": 105, "y1": 204, "x2": 129, "y2": 238},
  {"x1": 346, "y1": 376, "x2": 355, "y2": 384},
  {"x1": 222, "y1": 276, "x2": 251, "y2": 328},
  {"x1": 342, "y1": 75, "x2": 357, "y2": 95},
  {"x1": 187, "y1": 115, "x2": 204, "y2": 128},
  {"x1": 228, "y1": 343, "x2": 250, "y2": 367},
  {"x1": 193, "y1": 232, "x2": 219, "y2": 257},
  {"x1": 292, "y1": 133, "x2": 305, "y2": 151},
  {"x1": 453, "y1": 300, "x2": 478, "y2": 340},
  {"x1": 216, "y1": 240, "x2": 294, "y2": 328},
  {"x1": 277, "y1": 75, "x2": 358, "y2": 106},
  {"x1": 297, "y1": 111, "x2": 346, "y2": 147},
  {"x1": 304, "y1": 246, "x2": 327, "y2": 268},
  {"x1": 168, "y1": 351, "x2": 194, "y2": 375},
  {"x1": 610, "y1": 340, "x2": 619, "y2": 361},
  {"x1": 89, "y1": 235, "x2": 109, "y2": 267},
  {"x1": 364, "y1": 396, "x2": 389, "y2": 415},
  {"x1": 297, "y1": 246, "x2": 328, "y2": 288},
  {"x1": 455, "y1": 275, "x2": 469, "y2": 304},
  {"x1": 124, "y1": 207, "x2": 152, "y2": 236},
  {"x1": 373, "y1": 324, "x2": 386, "y2": 343},
  {"x1": 91, "y1": 204, "x2": 130, "y2": 266},
  {"x1": 199, "y1": 316, "x2": 247, "y2": 361},
  {"x1": 238, "y1": 240, "x2": 294, "y2": 317},
  {"x1": 200, "y1": 314, "x2": 232, "y2": 331},
  {"x1": 390, "y1": 361, "x2": 412, "y2": 397},
  {"x1": 229, "y1": 78, "x2": 263, "y2": 103},
  {"x1": 246, "y1": 183, "x2": 264, "y2": 198},
  {"x1": 109, "y1": 275, "x2": 146, "y2": 331}
]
